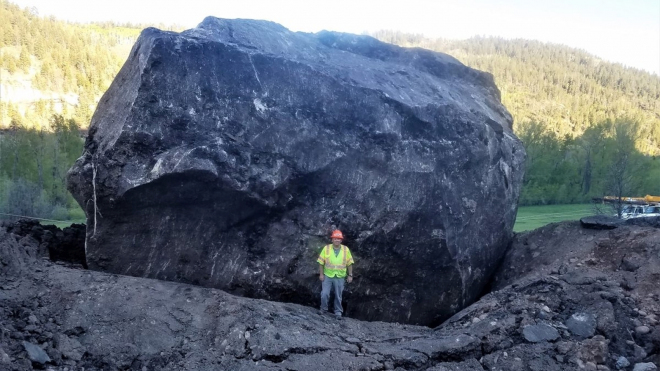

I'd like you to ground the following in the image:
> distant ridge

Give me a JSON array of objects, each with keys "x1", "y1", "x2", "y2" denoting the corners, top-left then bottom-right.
[
  {"x1": 371, "y1": 30, "x2": 660, "y2": 155},
  {"x1": 2, "y1": 0, "x2": 658, "y2": 150}
]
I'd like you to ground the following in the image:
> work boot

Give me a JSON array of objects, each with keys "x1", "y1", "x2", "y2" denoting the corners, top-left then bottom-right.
[{"x1": 335, "y1": 313, "x2": 342, "y2": 320}]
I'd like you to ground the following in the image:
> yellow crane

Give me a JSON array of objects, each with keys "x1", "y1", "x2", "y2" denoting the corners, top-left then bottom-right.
[{"x1": 600, "y1": 195, "x2": 660, "y2": 204}]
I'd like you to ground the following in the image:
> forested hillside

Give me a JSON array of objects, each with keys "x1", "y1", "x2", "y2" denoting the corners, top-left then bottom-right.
[
  {"x1": 372, "y1": 31, "x2": 660, "y2": 152},
  {"x1": 0, "y1": 0, "x2": 144, "y2": 222},
  {"x1": 0, "y1": 0, "x2": 143, "y2": 128},
  {"x1": 372, "y1": 31, "x2": 660, "y2": 205},
  {"x1": 0, "y1": 116, "x2": 83, "y2": 221},
  {"x1": 1, "y1": 1, "x2": 659, "y2": 223}
]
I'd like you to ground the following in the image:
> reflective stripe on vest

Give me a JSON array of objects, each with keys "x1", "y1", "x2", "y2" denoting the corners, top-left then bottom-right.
[{"x1": 324, "y1": 244, "x2": 347, "y2": 270}]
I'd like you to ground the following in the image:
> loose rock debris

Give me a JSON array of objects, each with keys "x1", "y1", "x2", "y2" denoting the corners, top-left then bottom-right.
[{"x1": 0, "y1": 219, "x2": 658, "y2": 370}]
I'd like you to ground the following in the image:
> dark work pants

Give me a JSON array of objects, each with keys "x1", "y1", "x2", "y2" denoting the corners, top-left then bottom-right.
[{"x1": 320, "y1": 276, "x2": 345, "y2": 315}]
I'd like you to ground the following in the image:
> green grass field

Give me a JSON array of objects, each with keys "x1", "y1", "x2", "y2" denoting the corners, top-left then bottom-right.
[
  {"x1": 35, "y1": 207, "x2": 86, "y2": 229},
  {"x1": 514, "y1": 203, "x2": 597, "y2": 232},
  {"x1": 44, "y1": 219, "x2": 86, "y2": 229}
]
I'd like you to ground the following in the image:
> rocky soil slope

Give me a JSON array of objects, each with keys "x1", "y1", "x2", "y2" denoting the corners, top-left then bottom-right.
[{"x1": 0, "y1": 218, "x2": 658, "y2": 370}]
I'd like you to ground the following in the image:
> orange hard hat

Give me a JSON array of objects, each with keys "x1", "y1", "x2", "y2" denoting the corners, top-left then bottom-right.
[{"x1": 331, "y1": 230, "x2": 344, "y2": 239}]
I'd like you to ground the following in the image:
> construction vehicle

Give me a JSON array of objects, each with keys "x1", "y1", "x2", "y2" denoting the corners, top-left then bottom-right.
[
  {"x1": 592, "y1": 195, "x2": 660, "y2": 219},
  {"x1": 619, "y1": 204, "x2": 660, "y2": 219},
  {"x1": 598, "y1": 195, "x2": 660, "y2": 204}
]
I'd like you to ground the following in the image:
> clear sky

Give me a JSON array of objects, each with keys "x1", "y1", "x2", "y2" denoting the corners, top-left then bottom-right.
[{"x1": 10, "y1": 0, "x2": 660, "y2": 75}]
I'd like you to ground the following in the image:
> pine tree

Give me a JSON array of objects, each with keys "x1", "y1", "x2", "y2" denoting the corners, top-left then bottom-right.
[{"x1": 17, "y1": 45, "x2": 30, "y2": 71}]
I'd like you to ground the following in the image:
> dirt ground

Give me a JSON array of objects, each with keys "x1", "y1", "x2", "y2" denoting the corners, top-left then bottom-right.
[{"x1": 0, "y1": 218, "x2": 658, "y2": 370}]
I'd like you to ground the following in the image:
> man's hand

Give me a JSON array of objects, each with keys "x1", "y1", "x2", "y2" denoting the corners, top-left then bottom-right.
[
  {"x1": 319, "y1": 274, "x2": 325, "y2": 282},
  {"x1": 347, "y1": 276, "x2": 353, "y2": 283}
]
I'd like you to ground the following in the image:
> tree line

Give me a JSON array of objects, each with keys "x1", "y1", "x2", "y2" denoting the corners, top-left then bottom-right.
[
  {"x1": 0, "y1": 0, "x2": 140, "y2": 128},
  {"x1": 519, "y1": 117, "x2": 659, "y2": 206},
  {"x1": 0, "y1": 115, "x2": 84, "y2": 221},
  {"x1": 0, "y1": 1, "x2": 181, "y2": 222},
  {"x1": 372, "y1": 31, "x2": 660, "y2": 205},
  {"x1": 371, "y1": 31, "x2": 660, "y2": 155}
]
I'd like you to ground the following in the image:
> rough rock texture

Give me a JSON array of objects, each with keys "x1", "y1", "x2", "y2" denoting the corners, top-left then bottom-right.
[
  {"x1": 565, "y1": 312, "x2": 597, "y2": 338},
  {"x1": 0, "y1": 220, "x2": 86, "y2": 273},
  {"x1": 66, "y1": 18, "x2": 525, "y2": 326},
  {"x1": 22, "y1": 341, "x2": 51, "y2": 365},
  {"x1": 581, "y1": 215, "x2": 624, "y2": 230},
  {"x1": 2, "y1": 221, "x2": 659, "y2": 370},
  {"x1": 1, "y1": 219, "x2": 86, "y2": 267},
  {"x1": 522, "y1": 324, "x2": 560, "y2": 343},
  {"x1": 492, "y1": 220, "x2": 660, "y2": 367},
  {"x1": 634, "y1": 363, "x2": 658, "y2": 371},
  {"x1": 0, "y1": 223, "x2": 482, "y2": 370}
]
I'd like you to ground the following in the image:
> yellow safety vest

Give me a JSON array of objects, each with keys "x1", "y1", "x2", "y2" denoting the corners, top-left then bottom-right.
[{"x1": 317, "y1": 244, "x2": 354, "y2": 278}]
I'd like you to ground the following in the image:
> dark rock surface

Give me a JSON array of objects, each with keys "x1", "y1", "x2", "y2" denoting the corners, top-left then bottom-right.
[
  {"x1": 0, "y1": 219, "x2": 86, "y2": 272},
  {"x1": 618, "y1": 356, "x2": 631, "y2": 369},
  {"x1": 2, "y1": 220, "x2": 659, "y2": 370},
  {"x1": 622, "y1": 253, "x2": 644, "y2": 272},
  {"x1": 581, "y1": 215, "x2": 624, "y2": 229},
  {"x1": 1, "y1": 219, "x2": 86, "y2": 267},
  {"x1": 522, "y1": 324, "x2": 559, "y2": 343},
  {"x1": 565, "y1": 312, "x2": 597, "y2": 338},
  {"x1": 634, "y1": 362, "x2": 658, "y2": 371},
  {"x1": 0, "y1": 223, "x2": 478, "y2": 370},
  {"x1": 66, "y1": 18, "x2": 525, "y2": 326}
]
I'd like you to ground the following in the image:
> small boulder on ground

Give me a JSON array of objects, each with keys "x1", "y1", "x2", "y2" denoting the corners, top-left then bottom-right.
[
  {"x1": 616, "y1": 356, "x2": 630, "y2": 369},
  {"x1": 578, "y1": 335, "x2": 609, "y2": 364},
  {"x1": 580, "y1": 215, "x2": 624, "y2": 230},
  {"x1": 566, "y1": 312, "x2": 597, "y2": 338},
  {"x1": 22, "y1": 341, "x2": 51, "y2": 365},
  {"x1": 522, "y1": 324, "x2": 559, "y2": 343},
  {"x1": 621, "y1": 254, "x2": 643, "y2": 272},
  {"x1": 54, "y1": 333, "x2": 84, "y2": 361},
  {"x1": 633, "y1": 363, "x2": 658, "y2": 371}
]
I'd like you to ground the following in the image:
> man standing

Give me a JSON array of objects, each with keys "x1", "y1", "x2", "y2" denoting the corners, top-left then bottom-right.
[{"x1": 317, "y1": 229, "x2": 354, "y2": 319}]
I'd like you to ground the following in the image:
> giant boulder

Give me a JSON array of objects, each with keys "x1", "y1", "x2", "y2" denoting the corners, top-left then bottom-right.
[{"x1": 67, "y1": 18, "x2": 525, "y2": 326}]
